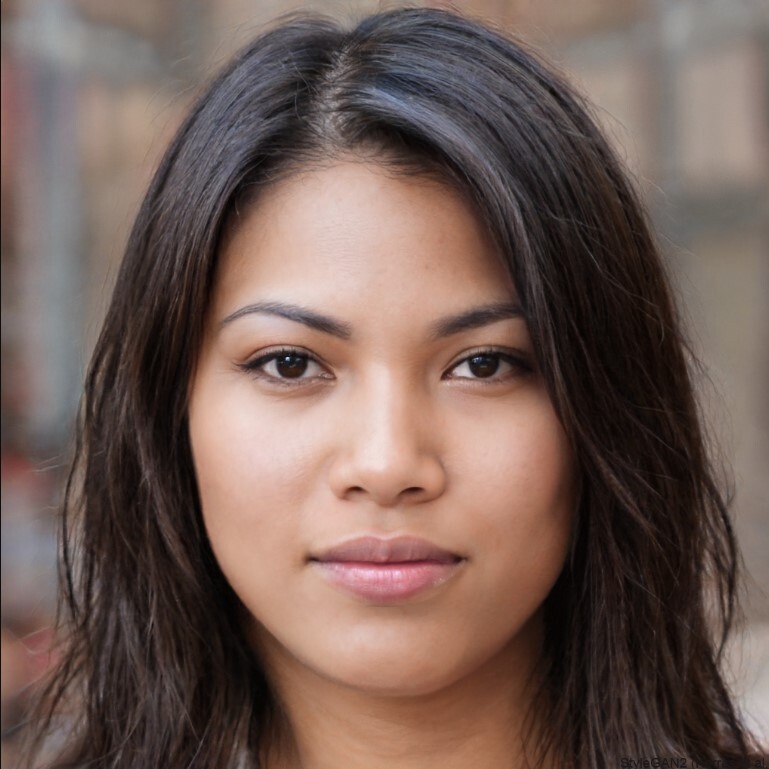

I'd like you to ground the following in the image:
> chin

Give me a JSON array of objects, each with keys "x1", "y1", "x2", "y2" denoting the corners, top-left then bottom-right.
[
  {"x1": 309, "y1": 626, "x2": 505, "y2": 698},
  {"x1": 327, "y1": 655, "x2": 468, "y2": 698}
]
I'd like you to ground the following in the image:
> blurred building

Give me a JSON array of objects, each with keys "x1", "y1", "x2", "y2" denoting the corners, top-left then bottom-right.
[{"x1": 1, "y1": 0, "x2": 767, "y2": 755}]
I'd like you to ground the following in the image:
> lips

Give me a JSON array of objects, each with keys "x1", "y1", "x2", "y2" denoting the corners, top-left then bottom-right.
[{"x1": 309, "y1": 536, "x2": 465, "y2": 602}]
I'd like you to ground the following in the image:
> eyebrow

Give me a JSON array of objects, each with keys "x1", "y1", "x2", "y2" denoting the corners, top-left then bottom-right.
[
  {"x1": 429, "y1": 302, "x2": 525, "y2": 338},
  {"x1": 221, "y1": 301, "x2": 353, "y2": 338},
  {"x1": 220, "y1": 300, "x2": 524, "y2": 340},
  {"x1": 221, "y1": 302, "x2": 352, "y2": 339}
]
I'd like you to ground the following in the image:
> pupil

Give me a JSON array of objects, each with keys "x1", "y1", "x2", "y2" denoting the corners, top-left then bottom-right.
[
  {"x1": 469, "y1": 354, "x2": 499, "y2": 378},
  {"x1": 276, "y1": 355, "x2": 308, "y2": 378}
]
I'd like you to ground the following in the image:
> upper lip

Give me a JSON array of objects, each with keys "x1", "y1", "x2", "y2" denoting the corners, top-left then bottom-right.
[{"x1": 310, "y1": 536, "x2": 462, "y2": 564}]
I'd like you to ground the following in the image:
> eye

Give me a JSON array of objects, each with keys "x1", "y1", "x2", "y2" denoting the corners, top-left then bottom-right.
[
  {"x1": 240, "y1": 349, "x2": 330, "y2": 383},
  {"x1": 446, "y1": 350, "x2": 532, "y2": 381}
]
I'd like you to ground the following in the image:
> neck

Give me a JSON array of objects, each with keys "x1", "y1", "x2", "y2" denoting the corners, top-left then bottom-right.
[{"x1": 257, "y1": 621, "x2": 553, "y2": 769}]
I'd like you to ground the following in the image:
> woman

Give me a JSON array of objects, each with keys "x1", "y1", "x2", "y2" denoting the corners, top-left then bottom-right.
[{"x1": 27, "y1": 7, "x2": 762, "y2": 768}]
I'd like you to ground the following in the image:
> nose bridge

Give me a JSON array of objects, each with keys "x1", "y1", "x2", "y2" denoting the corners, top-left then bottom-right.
[
  {"x1": 330, "y1": 368, "x2": 445, "y2": 505},
  {"x1": 364, "y1": 364, "x2": 414, "y2": 437}
]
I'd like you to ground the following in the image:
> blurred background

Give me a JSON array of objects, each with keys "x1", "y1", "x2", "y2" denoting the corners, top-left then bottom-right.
[{"x1": 1, "y1": 0, "x2": 767, "y2": 761}]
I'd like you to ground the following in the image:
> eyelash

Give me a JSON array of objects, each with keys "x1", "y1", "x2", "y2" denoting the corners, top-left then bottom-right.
[
  {"x1": 445, "y1": 348, "x2": 533, "y2": 382},
  {"x1": 238, "y1": 347, "x2": 331, "y2": 387},
  {"x1": 239, "y1": 346, "x2": 533, "y2": 387}
]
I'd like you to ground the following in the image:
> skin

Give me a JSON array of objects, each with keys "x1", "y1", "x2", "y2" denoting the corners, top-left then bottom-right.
[{"x1": 189, "y1": 161, "x2": 575, "y2": 768}]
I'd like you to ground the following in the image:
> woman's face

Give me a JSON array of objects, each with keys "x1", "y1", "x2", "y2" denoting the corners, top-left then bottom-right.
[{"x1": 189, "y1": 161, "x2": 575, "y2": 696}]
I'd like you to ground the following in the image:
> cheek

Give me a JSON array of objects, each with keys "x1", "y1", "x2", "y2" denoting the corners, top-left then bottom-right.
[
  {"x1": 191, "y1": 375, "x2": 324, "y2": 500},
  {"x1": 188, "y1": 378, "x2": 328, "y2": 587},
  {"x1": 455, "y1": 397, "x2": 575, "y2": 603}
]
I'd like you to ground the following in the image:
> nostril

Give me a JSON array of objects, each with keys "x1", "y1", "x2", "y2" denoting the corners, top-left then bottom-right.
[
  {"x1": 343, "y1": 484, "x2": 426, "y2": 503},
  {"x1": 329, "y1": 451, "x2": 446, "y2": 505}
]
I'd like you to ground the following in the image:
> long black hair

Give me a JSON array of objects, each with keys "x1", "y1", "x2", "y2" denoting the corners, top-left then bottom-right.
[{"x1": 27, "y1": 7, "x2": 760, "y2": 767}]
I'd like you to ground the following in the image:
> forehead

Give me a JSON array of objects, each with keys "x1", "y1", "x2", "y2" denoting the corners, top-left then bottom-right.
[{"x1": 213, "y1": 161, "x2": 516, "y2": 323}]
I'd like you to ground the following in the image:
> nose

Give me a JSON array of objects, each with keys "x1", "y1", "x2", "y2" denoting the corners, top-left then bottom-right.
[{"x1": 327, "y1": 376, "x2": 447, "y2": 507}]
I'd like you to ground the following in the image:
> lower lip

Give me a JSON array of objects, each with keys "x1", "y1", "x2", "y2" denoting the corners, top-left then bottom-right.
[{"x1": 312, "y1": 560, "x2": 463, "y2": 602}]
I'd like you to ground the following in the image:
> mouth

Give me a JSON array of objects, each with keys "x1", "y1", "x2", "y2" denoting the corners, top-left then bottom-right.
[{"x1": 309, "y1": 536, "x2": 465, "y2": 603}]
